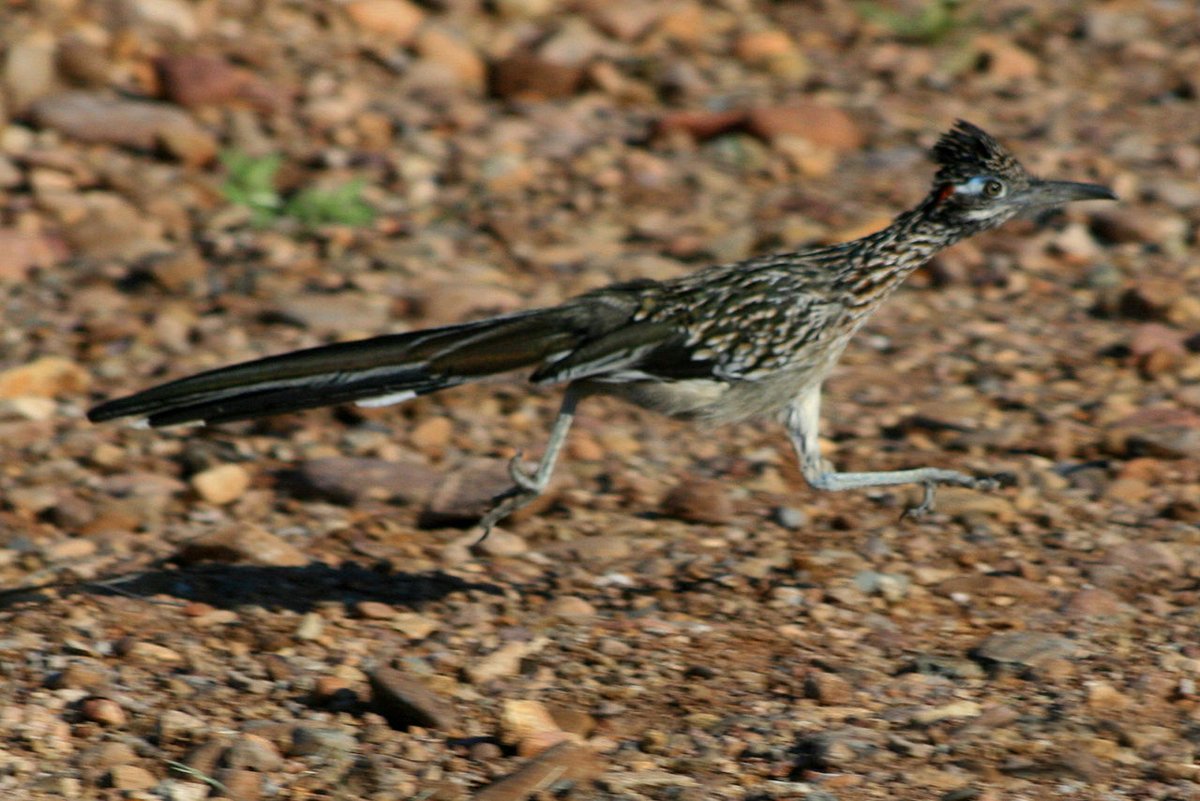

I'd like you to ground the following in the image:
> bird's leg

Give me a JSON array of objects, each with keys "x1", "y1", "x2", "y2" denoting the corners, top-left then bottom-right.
[
  {"x1": 477, "y1": 386, "x2": 581, "y2": 540},
  {"x1": 784, "y1": 388, "x2": 1002, "y2": 517}
]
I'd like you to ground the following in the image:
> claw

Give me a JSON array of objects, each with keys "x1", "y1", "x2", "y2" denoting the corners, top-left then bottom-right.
[
  {"x1": 900, "y1": 480, "x2": 937, "y2": 520},
  {"x1": 507, "y1": 450, "x2": 540, "y2": 492}
]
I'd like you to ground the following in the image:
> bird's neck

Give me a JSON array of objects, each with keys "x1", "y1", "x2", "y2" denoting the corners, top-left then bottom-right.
[{"x1": 835, "y1": 196, "x2": 973, "y2": 309}]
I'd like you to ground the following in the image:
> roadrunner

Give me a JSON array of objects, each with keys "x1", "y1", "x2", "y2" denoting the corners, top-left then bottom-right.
[{"x1": 90, "y1": 121, "x2": 1115, "y2": 532}]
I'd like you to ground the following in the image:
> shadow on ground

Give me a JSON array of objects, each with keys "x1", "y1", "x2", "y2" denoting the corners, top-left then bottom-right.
[{"x1": 0, "y1": 561, "x2": 503, "y2": 613}]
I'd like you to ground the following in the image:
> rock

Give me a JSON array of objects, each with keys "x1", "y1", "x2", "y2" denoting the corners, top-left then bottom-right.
[
  {"x1": 972, "y1": 34, "x2": 1039, "y2": 82},
  {"x1": 56, "y1": 36, "x2": 112, "y2": 86},
  {"x1": 1108, "y1": 407, "x2": 1200, "y2": 459},
  {"x1": 656, "y1": 109, "x2": 748, "y2": 141},
  {"x1": 804, "y1": 671, "x2": 853, "y2": 705},
  {"x1": 1105, "y1": 541, "x2": 1184, "y2": 578},
  {"x1": 119, "y1": 0, "x2": 199, "y2": 39},
  {"x1": 546, "y1": 705, "x2": 595, "y2": 738},
  {"x1": 771, "y1": 506, "x2": 808, "y2": 530},
  {"x1": 107, "y1": 764, "x2": 156, "y2": 791},
  {"x1": 545, "y1": 595, "x2": 596, "y2": 621},
  {"x1": 124, "y1": 641, "x2": 184, "y2": 663},
  {"x1": 158, "y1": 710, "x2": 207, "y2": 741},
  {"x1": 80, "y1": 697, "x2": 127, "y2": 727},
  {"x1": 191, "y1": 463, "x2": 251, "y2": 505},
  {"x1": 271, "y1": 293, "x2": 391, "y2": 335},
  {"x1": 421, "y1": 459, "x2": 524, "y2": 527},
  {"x1": 208, "y1": 769, "x2": 259, "y2": 800},
  {"x1": 745, "y1": 104, "x2": 863, "y2": 152},
  {"x1": 295, "y1": 612, "x2": 324, "y2": 640},
  {"x1": 354, "y1": 601, "x2": 395, "y2": 620},
  {"x1": 934, "y1": 574, "x2": 1052, "y2": 603},
  {"x1": 367, "y1": 666, "x2": 459, "y2": 731},
  {"x1": 491, "y1": 51, "x2": 584, "y2": 101},
  {"x1": 52, "y1": 662, "x2": 112, "y2": 691},
  {"x1": 0, "y1": 356, "x2": 90, "y2": 399},
  {"x1": 853, "y1": 570, "x2": 911, "y2": 601},
  {"x1": 474, "y1": 528, "x2": 528, "y2": 557},
  {"x1": 570, "y1": 535, "x2": 631, "y2": 561},
  {"x1": 1061, "y1": 588, "x2": 1132, "y2": 619},
  {"x1": 31, "y1": 92, "x2": 213, "y2": 156},
  {"x1": 473, "y1": 742, "x2": 603, "y2": 801},
  {"x1": 64, "y1": 193, "x2": 171, "y2": 260},
  {"x1": 77, "y1": 742, "x2": 138, "y2": 769},
  {"x1": 1091, "y1": 208, "x2": 1188, "y2": 249},
  {"x1": 223, "y1": 735, "x2": 283, "y2": 771},
  {"x1": 176, "y1": 524, "x2": 309, "y2": 567},
  {"x1": 1084, "y1": 8, "x2": 1150, "y2": 45},
  {"x1": 0, "y1": 229, "x2": 61, "y2": 283},
  {"x1": 904, "y1": 654, "x2": 986, "y2": 680},
  {"x1": 932, "y1": 487, "x2": 1015, "y2": 519},
  {"x1": 464, "y1": 637, "x2": 548, "y2": 685},
  {"x1": 158, "y1": 54, "x2": 280, "y2": 112},
  {"x1": 971, "y1": 632, "x2": 1079, "y2": 670},
  {"x1": 4, "y1": 31, "x2": 58, "y2": 113},
  {"x1": 414, "y1": 27, "x2": 486, "y2": 93},
  {"x1": 1106, "y1": 477, "x2": 1151, "y2": 504},
  {"x1": 499, "y1": 699, "x2": 568, "y2": 753},
  {"x1": 732, "y1": 29, "x2": 809, "y2": 80},
  {"x1": 390, "y1": 612, "x2": 439, "y2": 639},
  {"x1": 911, "y1": 700, "x2": 982, "y2": 725},
  {"x1": 589, "y1": 4, "x2": 662, "y2": 41},
  {"x1": 795, "y1": 727, "x2": 882, "y2": 771},
  {"x1": 288, "y1": 727, "x2": 357, "y2": 759},
  {"x1": 1086, "y1": 680, "x2": 1131, "y2": 711},
  {"x1": 345, "y1": 0, "x2": 425, "y2": 44},
  {"x1": 411, "y1": 416, "x2": 453, "y2": 453},
  {"x1": 1129, "y1": 323, "x2": 1187, "y2": 378},
  {"x1": 660, "y1": 477, "x2": 733, "y2": 524},
  {"x1": 292, "y1": 457, "x2": 436, "y2": 506}
]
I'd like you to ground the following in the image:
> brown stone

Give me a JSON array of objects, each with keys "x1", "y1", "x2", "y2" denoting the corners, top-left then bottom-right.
[
  {"x1": 745, "y1": 105, "x2": 864, "y2": 151},
  {"x1": 492, "y1": 51, "x2": 584, "y2": 101},
  {"x1": 176, "y1": 524, "x2": 309, "y2": 567},
  {"x1": 473, "y1": 742, "x2": 603, "y2": 801},
  {"x1": 368, "y1": 666, "x2": 460, "y2": 731},
  {"x1": 191, "y1": 463, "x2": 251, "y2": 505},
  {"x1": 345, "y1": 0, "x2": 425, "y2": 43},
  {"x1": 660, "y1": 477, "x2": 733, "y2": 524},
  {"x1": 0, "y1": 357, "x2": 90, "y2": 399}
]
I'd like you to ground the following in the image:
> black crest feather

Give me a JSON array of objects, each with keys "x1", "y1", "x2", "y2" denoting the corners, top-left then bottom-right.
[{"x1": 931, "y1": 120, "x2": 1026, "y2": 184}]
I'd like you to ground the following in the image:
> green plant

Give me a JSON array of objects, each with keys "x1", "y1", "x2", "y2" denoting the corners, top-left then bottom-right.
[
  {"x1": 218, "y1": 150, "x2": 376, "y2": 229},
  {"x1": 284, "y1": 178, "x2": 376, "y2": 228},
  {"x1": 219, "y1": 150, "x2": 284, "y2": 226},
  {"x1": 856, "y1": 0, "x2": 971, "y2": 44}
]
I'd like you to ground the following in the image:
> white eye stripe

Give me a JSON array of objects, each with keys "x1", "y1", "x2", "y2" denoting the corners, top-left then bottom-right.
[{"x1": 960, "y1": 176, "x2": 1006, "y2": 197}]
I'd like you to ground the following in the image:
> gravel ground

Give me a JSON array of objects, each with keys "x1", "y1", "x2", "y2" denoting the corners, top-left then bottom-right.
[{"x1": 2, "y1": 1, "x2": 1200, "y2": 799}]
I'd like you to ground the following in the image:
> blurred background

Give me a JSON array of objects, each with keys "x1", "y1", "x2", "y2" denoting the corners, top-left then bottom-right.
[{"x1": 1, "y1": 1, "x2": 1199, "y2": 799}]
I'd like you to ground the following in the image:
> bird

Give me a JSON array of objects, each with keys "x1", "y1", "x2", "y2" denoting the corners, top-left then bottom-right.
[{"x1": 88, "y1": 120, "x2": 1116, "y2": 535}]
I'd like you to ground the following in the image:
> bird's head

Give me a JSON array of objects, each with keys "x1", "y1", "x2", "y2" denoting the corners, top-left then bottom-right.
[{"x1": 925, "y1": 120, "x2": 1115, "y2": 230}]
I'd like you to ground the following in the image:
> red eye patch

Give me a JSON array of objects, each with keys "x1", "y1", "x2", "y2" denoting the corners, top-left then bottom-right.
[{"x1": 935, "y1": 184, "x2": 957, "y2": 203}]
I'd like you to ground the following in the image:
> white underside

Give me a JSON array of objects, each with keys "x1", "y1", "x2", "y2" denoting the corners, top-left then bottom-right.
[{"x1": 355, "y1": 390, "x2": 418, "y2": 408}]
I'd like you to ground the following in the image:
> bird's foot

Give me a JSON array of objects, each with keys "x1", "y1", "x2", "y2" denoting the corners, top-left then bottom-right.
[
  {"x1": 505, "y1": 449, "x2": 541, "y2": 492},
  {"x1": 475, "y1": 487, "x2": 532, "y2": 544},
  {"x1": 900, "y1": 471, "x2": 1013, "y2": 520},
  {"x1": 474, "y1": 453, "x2": 548, "y2": 544}
]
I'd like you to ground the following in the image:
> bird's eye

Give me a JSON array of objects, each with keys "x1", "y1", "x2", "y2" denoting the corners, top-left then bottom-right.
[{"x1": 983, "y1": 179, "x2": 1005, "y2": 197}]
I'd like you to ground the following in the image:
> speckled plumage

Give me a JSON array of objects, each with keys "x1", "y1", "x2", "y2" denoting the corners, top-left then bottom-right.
[{"x1": 90, "y1": 121, "x2": 1115, "y2": 531}]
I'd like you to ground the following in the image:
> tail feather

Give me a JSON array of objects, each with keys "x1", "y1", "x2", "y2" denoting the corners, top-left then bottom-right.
[{"x1": 87, "y1": 309, "x2": 577, "y2": 427}]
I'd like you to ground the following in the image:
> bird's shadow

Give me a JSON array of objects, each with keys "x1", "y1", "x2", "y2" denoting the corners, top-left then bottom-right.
[{"x1": 0, "y1": 560, "x2": 503, "y2": 614}]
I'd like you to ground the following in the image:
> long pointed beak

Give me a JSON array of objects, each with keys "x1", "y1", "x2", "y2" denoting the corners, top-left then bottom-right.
[{"x1": 1018, "y1": 179, "x2": 1117, "y2": 208}]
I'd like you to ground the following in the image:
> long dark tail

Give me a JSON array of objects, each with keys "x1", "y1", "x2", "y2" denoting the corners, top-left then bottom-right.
[{"x1": 87, "y1": 309, "x2": 579, "y2": 427}]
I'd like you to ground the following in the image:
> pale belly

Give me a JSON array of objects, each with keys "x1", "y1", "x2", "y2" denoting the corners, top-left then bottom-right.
[
  {"x1": 580, "y1": 329, "x2": 856, "y2": 424},
  {"x1": 582, "y1": 368, "x2": 818, "y2": 424}
]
